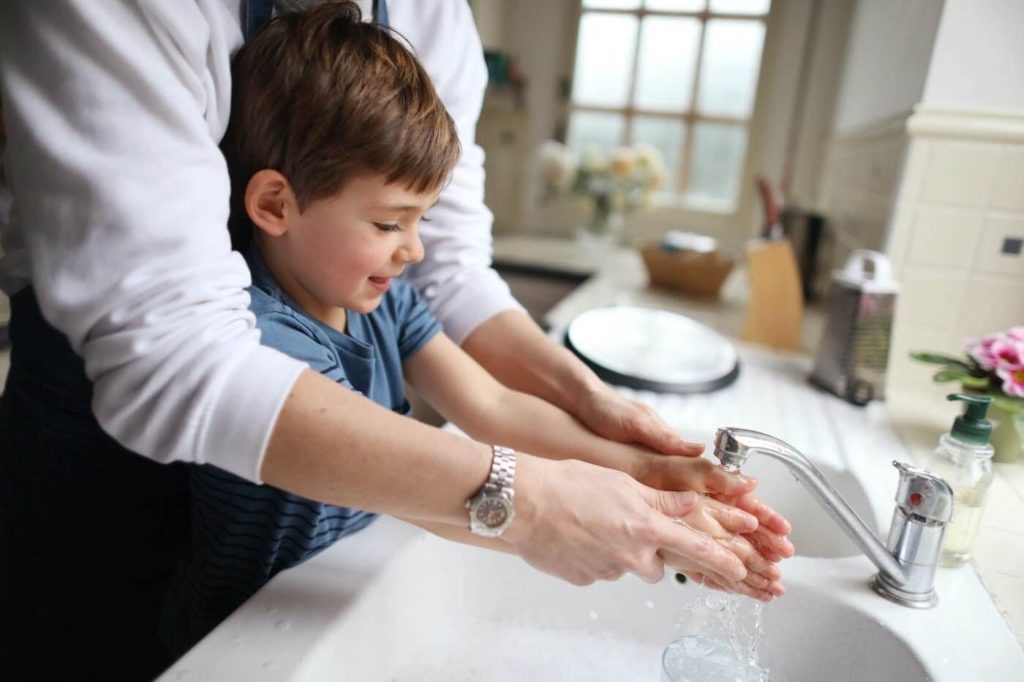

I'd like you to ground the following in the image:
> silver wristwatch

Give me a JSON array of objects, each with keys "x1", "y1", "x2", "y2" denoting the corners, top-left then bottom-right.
[{"x1": 466, "y1": 445, "x2": 517, "y2": 538}]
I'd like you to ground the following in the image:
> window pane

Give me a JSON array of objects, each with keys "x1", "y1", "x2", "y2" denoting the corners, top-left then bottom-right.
[
  {"x1": 709, "y1": 0, "x2": 771, "y2": 15},
  {"x1": 572, "y1": 13, "x2": 639, "y2": 107},
  {"x1": 584, "y1": 0, "x2": 642, "y2": 8},
  {"x1": 687, "y1": 122, "x2": 747, "y2": 206},
  {"x1": 631, "y1": 116, "x2": 686, "y2": 193},
  {"x1": 644, "y1": 0, "x2": 705, "y2": 11},
  {"x1": 567, "y1": 111, "x2": 626, "y2": 156},
  {"x1": 634, "y1": 17, "x2": 701, "y2": 112},
  {"x1": 696, "y1": 19, "x2": 766, "y2": 117}
]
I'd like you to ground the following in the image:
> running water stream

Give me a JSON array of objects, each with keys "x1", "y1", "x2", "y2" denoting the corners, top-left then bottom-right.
[{"x1": 661, "y1": 587, "x2": 770, "y2": 682}]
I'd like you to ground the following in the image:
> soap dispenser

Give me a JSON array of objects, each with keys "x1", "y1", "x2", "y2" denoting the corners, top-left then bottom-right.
[{"x1": 924, "y1": 394, "x2": 995, "y2": 567}]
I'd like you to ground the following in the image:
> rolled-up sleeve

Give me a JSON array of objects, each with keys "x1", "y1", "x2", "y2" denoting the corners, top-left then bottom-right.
[
  {"x1": 0, "y1": 1, "x2": 306, "y2": 482},
  {"x1": 391, "y1": 0, "x2": 524, "y2": 345}
]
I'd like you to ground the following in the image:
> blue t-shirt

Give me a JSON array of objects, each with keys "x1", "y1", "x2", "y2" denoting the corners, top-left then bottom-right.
[{"x1": 163, "y1": 248, "x2": 441, "y2": 654}]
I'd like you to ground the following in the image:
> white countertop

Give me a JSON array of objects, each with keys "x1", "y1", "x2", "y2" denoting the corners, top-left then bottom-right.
[{"x1": 494, "y1": 234, "x2": 1024, "y2": 645}]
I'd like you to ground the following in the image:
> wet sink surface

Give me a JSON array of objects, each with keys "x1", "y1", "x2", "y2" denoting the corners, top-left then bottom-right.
[{"x1": 289, "y1": 528, "x2": 930, "y2": 682}]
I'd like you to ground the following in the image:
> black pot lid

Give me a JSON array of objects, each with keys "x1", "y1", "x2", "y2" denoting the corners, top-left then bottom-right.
[{"x1": 564, "y1": 305, "x2": 739, "y2": 394}]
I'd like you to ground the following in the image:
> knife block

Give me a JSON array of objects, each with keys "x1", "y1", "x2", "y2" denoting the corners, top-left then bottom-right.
[{"x1": 742, "y1": 237, "x2": 804, "y2": 351}]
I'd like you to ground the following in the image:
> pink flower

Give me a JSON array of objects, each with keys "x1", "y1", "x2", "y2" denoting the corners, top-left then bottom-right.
[
  {"x1": 997, "y1": 365, "x2": 1024, "y2": 397},
  {"x1": 991, "y1": 337, "x2": 1024, "y2": 370},
  {"x1": 1007, "y1": 326, "x2": 1024, "y2": 342},
  {"x1": 967, "y1": 333, "x2": 1004, "y2": 370}
]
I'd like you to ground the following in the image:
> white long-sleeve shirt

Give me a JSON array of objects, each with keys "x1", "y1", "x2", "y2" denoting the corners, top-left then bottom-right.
[{"x1": 0, "y1": 0, "x2": 520, "y2": 482}]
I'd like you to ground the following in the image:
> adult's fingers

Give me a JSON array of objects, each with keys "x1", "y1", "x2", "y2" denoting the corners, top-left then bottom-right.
[
  {"x1": 716, "y1": 535, "x2": 784, "y2": 595},
  {"x1": 634, "y1": 552, "x2": 667, "y2": 584},
  {"x1": 703, "y1": 497, "x2": 758, "y2": 534},
  {"x1": 657, "y1": 517, "x2": 747, "y2": 583},
  {"x1": 576, "y1": 391, "x2": 705, "y2": 458},
  {"x1": 641, "y1": 487, "x2": 700, "y2": 519},
  {"x1": 744, "y1": 525, "x2": 795, "y2": 560},
  {"x1": 623, "y1": 403, "x2": 705, "y2": 457}
]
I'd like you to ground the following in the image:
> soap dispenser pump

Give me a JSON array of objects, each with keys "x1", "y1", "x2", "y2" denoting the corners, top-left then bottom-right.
[{"x1": 925, "y1": 393, "x2": 995, "y2": 567}]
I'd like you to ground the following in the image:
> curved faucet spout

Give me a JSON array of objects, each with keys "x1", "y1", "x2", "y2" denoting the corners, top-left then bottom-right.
[{"x1": 713, "y1": 427, "x2": 907, "y2": 586}]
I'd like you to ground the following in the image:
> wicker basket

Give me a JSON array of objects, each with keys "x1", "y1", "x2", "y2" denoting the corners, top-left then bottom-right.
[{"x1": 640, "y1": 241, "x2": 734, "y2": 297}]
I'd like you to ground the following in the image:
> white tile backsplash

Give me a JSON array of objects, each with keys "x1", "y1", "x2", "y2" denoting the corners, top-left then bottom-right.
[
  {"x1": 990, "y1": 147, "x2": 1024, "y2": 211},
  {"x1": 907, "y1": 205, "x2": 984, "y2": 268},
  {"x1": 974, "y1": 214, "x2": 1024, "y2": 276},
  {"x1": 955, "y1": 274, "x2": 1024, "y2": 340},
  {"x1": 897, "y1": 267, "x2": 970, "y2": 328},
  {"x1": 920, "y1": 141, "x2": 1000, "y2": 207}
]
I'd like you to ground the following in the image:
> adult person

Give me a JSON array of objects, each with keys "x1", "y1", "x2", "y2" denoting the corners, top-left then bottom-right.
[{"x1": 0, "y1": 1, "x2": 791, "y2": 679}]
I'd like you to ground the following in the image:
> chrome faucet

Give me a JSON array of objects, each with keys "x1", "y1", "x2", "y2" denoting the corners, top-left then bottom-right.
[{"x1": 713, "y1": 427, "x2": 954, "y2": 608}]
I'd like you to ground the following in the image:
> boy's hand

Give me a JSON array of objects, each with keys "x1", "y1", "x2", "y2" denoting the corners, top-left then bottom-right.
[
  {"x1": 574, "y1": 387, "x2": 706, "y2": 458},
  {"x1": 659, "y1": 496, "x2": 786, "y2": 602},
  {"x1": 634, "y1": 453, "x2": 795, "y2": 564}
]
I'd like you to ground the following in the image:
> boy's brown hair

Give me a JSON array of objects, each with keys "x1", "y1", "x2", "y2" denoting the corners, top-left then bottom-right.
[{"x1": 223, "y1": 1, "x2": 460, "y2": 248}]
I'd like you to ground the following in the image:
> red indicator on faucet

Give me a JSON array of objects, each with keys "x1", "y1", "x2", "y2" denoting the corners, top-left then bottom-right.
[{"x1": 909, "y1": 492, "x2": 923, "y2": 506}]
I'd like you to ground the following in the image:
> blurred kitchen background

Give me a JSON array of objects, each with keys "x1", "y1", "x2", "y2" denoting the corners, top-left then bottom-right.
[{"x1": 469, "y1": 0, "x2": 1024, "y2": 403}]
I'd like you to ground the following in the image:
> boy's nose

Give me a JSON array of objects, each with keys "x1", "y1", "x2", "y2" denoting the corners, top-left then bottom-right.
[{"x1": 397, "y1": 232, "x2": 424, "y2": 264}]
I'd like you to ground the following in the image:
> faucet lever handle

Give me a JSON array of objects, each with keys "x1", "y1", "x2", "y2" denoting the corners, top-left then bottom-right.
[{"x1": 892, "y1": 461, "x2": 954, "y2": 524}]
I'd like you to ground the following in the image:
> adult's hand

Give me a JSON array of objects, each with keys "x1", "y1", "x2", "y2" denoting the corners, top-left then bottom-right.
[
  {"x1": 660, "y1": 496, "x2": 785, "y2": 602},
  {"x1": 574, "y1": 387, "x2": 707, "y2": 457},
  {"x1": 502, "y1": 457, "x2": 749, "y2": 587}
]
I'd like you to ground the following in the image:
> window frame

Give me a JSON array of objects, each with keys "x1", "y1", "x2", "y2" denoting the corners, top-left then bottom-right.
[{"x1": 566, "y1": 1, "x2": 772, "y2": 213}]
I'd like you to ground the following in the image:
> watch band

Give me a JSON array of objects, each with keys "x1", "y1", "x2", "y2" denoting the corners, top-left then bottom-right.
[{"x1": 483, "y1": 445, "x2": 516, "y2": 498}]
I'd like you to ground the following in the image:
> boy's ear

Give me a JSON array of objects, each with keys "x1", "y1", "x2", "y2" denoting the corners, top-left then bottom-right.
[{"x1": 245, "y1": 169, "x2": 297, "y2": 237}]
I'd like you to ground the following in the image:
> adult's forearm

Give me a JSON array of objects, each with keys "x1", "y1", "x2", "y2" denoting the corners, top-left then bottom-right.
[
  {"x1": 260, "y1": 369, "x2": 496, "y2": 526},
  {"x1": 462, "y1": 309, "x2": 605, "y2": 417}
]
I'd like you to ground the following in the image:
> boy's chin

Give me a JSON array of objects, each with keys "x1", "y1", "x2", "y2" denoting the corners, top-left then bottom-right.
[{"x1": 348, "y1": 297, "x2": 384, "y2": 314}]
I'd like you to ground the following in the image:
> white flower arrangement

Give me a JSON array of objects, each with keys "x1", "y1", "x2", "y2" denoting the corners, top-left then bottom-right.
[{"x1": 537, "y1": 141, "x2": 667, "y2": 235}]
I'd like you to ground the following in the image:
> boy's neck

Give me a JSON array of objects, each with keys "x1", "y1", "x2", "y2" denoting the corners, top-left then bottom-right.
[{"x1": 254, "y1": 241, "x2": 348, "y2": 334}]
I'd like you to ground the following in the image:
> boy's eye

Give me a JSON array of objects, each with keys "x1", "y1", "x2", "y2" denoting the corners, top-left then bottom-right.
[{"x1": 373, "y1": 222, "x2": 402, "y2": 232}]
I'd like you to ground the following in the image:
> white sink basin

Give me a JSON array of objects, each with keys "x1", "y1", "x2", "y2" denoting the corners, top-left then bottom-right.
[
  {"x1": 291, "y1": 528, "x2": 933, "y2": 682},
  {"x1": 740, "y1": 457, "x2": 879, "y2": 559},
  {"x1": 161, "y1": 351, "x2": 1024, "y2": 681},
  {"x1": 163, "y1": 516, "x2": 1022, "y2": 681}
]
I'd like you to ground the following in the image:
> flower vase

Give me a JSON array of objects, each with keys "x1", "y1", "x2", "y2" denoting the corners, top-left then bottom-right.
[
  {"x1": 577, "y1": 192, "x2": 624, "y2": 247},
  {"x1": 989, "y1": 404, "x2": 1024, "y2": 464}
]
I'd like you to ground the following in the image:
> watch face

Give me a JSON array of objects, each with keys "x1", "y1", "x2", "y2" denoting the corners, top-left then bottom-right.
[{"x1": 475, "y1": 496, "x2": 509, "y2": 528}]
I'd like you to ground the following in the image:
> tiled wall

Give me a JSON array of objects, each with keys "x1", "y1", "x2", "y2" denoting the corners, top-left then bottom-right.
[{"x1": 886, "y1": 109, "x2": 1024, "y2": 402}]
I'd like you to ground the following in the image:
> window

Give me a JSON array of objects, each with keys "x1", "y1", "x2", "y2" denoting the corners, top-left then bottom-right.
[{"x1": 567, "y1": 0, "x2": 771, "y2": 212}]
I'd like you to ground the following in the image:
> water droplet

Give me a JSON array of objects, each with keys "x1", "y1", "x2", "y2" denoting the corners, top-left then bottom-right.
[
  {"x1": 588, "y1": 610, "x2": 598, "y2": 620},
  {"x1": 722, "y1": 463, "x2": 741, "y2": 474},
  {"x1": 645, "y1": 600, "x2": 655, "y2": 609},
  {"x1": 275, "y1": 618, "x2": 291, "y2": 631}
]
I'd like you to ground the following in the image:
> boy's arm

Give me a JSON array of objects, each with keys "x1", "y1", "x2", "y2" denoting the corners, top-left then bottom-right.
[
  {"x1": 462, "y1": 310, "x2": 705, "y2": 458},
  {"x1": 404, "y1": 333, "x2": 752, "y2": 501}
]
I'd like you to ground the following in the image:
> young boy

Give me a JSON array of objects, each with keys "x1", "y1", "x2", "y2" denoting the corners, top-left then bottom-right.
[{"x1": 162, "y1": 1, "x2": 790, "y2": 655}]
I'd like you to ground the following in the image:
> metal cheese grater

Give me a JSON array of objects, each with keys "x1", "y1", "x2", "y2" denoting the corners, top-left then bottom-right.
[{"x1": 810, "y1": 250, "x2": 899, "y2": 405}]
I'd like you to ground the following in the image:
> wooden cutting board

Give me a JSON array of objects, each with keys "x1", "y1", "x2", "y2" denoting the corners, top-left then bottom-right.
[{"x1": 742, "y1": 237, "x2": 804, "y2": 351}]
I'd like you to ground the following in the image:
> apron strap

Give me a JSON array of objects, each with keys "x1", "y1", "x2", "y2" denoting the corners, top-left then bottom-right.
[
  {"x1": 243, "y1": 0, "x2": 275, "y2": 41},
  {"x1": 373, "y1": 0, "x2": 389, "y2": 26},
  {"x1": 244, "y1": 1, "x2": 389, "y2": 41}
]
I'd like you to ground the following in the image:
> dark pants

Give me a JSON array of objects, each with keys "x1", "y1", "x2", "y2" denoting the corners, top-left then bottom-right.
[{"x1": 0, "y1": 289, "x2": 190, "y2": 681}]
